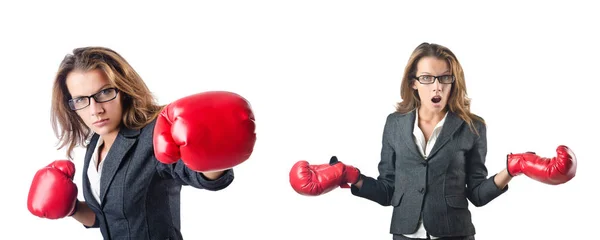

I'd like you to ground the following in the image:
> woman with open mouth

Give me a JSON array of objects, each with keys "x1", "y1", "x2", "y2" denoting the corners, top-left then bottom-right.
[{"x1": 288, "y1": 42, "x2": 577, "y2": 240}]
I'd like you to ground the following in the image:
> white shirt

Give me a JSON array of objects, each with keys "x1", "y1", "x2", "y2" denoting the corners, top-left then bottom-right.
[
  {"x1": 402, "y1": 110, "x2": 448, "y2": 239},
  {"x1": 87, "y1": 137, "x2": 106, "y2": 204}
]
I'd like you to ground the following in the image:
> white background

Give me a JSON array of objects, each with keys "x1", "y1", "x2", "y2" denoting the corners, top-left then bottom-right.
[{"x1": 1, "y1": 0, "x2": 598, "y2": 239}]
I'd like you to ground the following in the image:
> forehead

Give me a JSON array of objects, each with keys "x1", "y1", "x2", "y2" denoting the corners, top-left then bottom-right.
[
  {"x1": 65, "y1": 69, "x2": 111, "y2": 96},
  {"x1": 416, "y1": 57, "x2": 450, "y2": 74}
]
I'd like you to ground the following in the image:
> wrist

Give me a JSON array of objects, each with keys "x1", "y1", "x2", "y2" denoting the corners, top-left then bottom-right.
[
  {"x1": 353, "y1": 177, "x2": 364, "y2": 189},
  {"x1": 69, "y1": 200, "x2": 79, "y2": 217},
  {"x1": 201, "y1": 170, "x2": 226, "y2": 180}
]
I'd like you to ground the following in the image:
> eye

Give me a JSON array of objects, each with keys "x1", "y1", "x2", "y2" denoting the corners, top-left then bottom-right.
[
  {"x1": 100, "y1": 89, "x2": 112, "y2": 95},
  {"x1": 73, "y1": 97, "x2": 85, "y2": 103},
  {"x1": 421, "y1": 76, "x2": 433, "y2": 81}
]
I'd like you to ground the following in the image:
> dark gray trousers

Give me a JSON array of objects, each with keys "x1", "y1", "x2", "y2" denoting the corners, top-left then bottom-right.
[{"x1": 393, "y1": 234, "x2": 475, "y2": 240}]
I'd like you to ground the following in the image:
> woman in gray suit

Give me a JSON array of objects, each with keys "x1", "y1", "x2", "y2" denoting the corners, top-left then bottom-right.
[
  {"x1": 289, "y1": 42, "x2": 576, "y2": 240},
  {"x1": 349, "y1": 42, "x2": 512, "y2": 240},
  {"x1": 27, "y1": 47, "x2": 256, "y2": 239}
]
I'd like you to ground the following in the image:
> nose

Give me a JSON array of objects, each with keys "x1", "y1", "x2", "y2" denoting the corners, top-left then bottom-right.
[
  {"x1": 88, "y1": 98, "x2": 104, "y2": 116},
  {"x1": 432, "y1": 78, "x2": 442, "y2": 92}
]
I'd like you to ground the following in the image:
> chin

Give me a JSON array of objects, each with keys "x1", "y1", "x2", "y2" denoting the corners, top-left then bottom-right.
[
  {"x1": 430, "y1": 102, "x2": 446, "y2": 110},
  {"x1": 93, "y1": 129, "x2": 109, "y2": 136},
  {"x1": 93, "y1": 126, "x2": 118, "y2": 136}
]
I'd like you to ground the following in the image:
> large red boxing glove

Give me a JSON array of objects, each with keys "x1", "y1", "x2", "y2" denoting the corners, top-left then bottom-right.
[
  {"x1": 153, "y1": 91, "x2": 256, "y2": 172},
  {"x1": 507, "y1": 145, "x2": 577, "y2": 185},
  {"x1": 289, "y1": 156, "x2": 361, "y2": 196},
  {"x1": 27, "y1": 160, "x2": 78, "y2": 219}
]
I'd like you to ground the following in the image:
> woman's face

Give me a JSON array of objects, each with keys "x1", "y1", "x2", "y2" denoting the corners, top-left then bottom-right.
[
  {"x1": 65, "y1": 69, "x2": 123, "y2": 137},
  {"x1": 412, "y1": 56, "x2": 453, "y2": 112}
]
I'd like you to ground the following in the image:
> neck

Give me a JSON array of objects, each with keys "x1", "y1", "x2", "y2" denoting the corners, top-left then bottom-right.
[
  {"x1": 100, "y1": 131, "x2": 119, "y2": 150},
  {"x1": 418, "y1": 106, "x2": 446, "y2": 124}
]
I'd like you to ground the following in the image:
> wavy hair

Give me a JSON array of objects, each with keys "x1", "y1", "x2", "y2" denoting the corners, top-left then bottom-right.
[
  {"x1": 50, "y1": 47, "x2": 164, "y2": 159},
  {"x1": 395, "y1": 42, "x2": 484, "y2": 134}
]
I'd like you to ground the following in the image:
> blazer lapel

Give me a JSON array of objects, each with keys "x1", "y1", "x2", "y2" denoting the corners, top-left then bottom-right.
[
  {"x1": 397, "y1": 109, "x2": 423, "y2": 160},
  {"x1": 427, "y1": 111, "x2": 464, "y2": 159},
  {"x1": 99, "y1": 126, "x2": 140, "y2": 205}
]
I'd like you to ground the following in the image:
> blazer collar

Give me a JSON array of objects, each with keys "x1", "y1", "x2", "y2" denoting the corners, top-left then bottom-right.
[
  {"x1": 398, "y1": 109, "x2": 464, "y2": 160},
  {"x1": 428, "y1": 110, "x2": 463, "y2": 159},
  {"x1": 398, "y1": 109, "x2": 420, "y2": 159},
  {"x1": 84, "y1": 124, "x2": 141, "y2": 206}
]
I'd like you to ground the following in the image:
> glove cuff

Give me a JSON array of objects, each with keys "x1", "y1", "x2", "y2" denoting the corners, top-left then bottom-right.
[
  {"x1": 328, "y1": 156, "x2": 360, "y2": 185},
  {"x1": 506, "y1": 153, "x2": 524, "y2": 177},
  {"x1": 348, "y1": 167, "x2": 361, "y2": 185}
]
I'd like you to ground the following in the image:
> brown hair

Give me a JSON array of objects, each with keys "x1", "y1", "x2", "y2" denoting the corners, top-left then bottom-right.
[
  {"x1": 395, "y1": 42, "x2": 484, "y2": 134},
  {"x1": 50, "y1": 46, "x2": 164, "y2": 159}
]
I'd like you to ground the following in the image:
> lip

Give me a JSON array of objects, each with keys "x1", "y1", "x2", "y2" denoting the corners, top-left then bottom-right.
[{"x1": 93, "y1": 119, "x2": 109, "y2": 126}]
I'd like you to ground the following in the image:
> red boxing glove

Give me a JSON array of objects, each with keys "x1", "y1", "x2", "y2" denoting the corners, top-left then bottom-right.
[
  {"x1": 153, "y1": 91, "x2": 256, "y2": 172},
  {"x1": 289, "y1": 156, "x2": 361, "y2": 196},
  {"x1": 507, "y1": 145, "x2": 577, "y2": 185},
  {"x1": 27, "y1": 160, "x2": 78, "y2": 219}
]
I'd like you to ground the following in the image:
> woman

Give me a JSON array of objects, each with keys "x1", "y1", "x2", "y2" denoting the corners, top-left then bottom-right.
[
  {"x1": 27, "y1": 46, "x2": 256, "y2": 239},
  {"x1": 349, "y1": 42, "x2": 511, "y2": 240},
  {"x1": 289, "y1": 42, "x2": 576, "y2": 240}
]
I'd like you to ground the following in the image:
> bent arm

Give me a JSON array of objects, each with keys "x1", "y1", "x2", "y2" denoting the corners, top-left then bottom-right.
[{"x1": 466, "y1": 124, "x2": 509, "y2": 207}]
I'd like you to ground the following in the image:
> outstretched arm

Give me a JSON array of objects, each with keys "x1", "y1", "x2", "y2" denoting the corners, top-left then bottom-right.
[{"x1": 350, "y1": 114, "x2": 396, "y2": 206}]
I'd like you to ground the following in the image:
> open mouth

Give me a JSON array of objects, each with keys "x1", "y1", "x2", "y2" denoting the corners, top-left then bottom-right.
[{"x1": 431, "y1": 96, "x2": 442, "y2": 103}]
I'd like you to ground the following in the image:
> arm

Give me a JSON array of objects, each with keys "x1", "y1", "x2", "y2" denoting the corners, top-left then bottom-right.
[
  {"x1": 350, "y1": 114, "x2": 396, "y2": 206},
  {"x1": 465, "y1": 123, "x2": 509, "y2": 207},
  {"x1": 71, "y1": 201, "x2": 99, "y2": 228},
  {"x1": 156, "y1": 160, "x2": 234, "y2": 191}
]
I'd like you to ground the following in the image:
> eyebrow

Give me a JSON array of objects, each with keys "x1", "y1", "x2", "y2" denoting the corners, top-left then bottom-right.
[
  {"x1": 72, "y1": 84, "x2": 112, "y2": 98},
  {"x1": 419, "y1": 70, "x2": 451, "y2": 75}
]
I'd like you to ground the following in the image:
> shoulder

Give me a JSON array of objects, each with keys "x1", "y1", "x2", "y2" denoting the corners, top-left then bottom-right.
[
  {"x1": 130, "y1": 117, "x2": 158, "y2": 146},
  {"x1": 386, "y1": 109, "x2": 415, "y2": 121},
  {"x1": 384, "y1": 109, "x2": 415, "y2": 127},
  {"x1": 465, "y1": 112, "x2": 487, "y2": 139},
  {"x1": 470, "y1": 112, "x2": 486, "y2": 129}
]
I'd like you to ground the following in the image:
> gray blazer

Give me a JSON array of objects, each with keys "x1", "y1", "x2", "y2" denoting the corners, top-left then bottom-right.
[
  {"x1": 351, "y1": 109, "x2": 507, "y2": 237},
  {"x1": 81, "y1": 118, "x2": 234, "y2": 240}
]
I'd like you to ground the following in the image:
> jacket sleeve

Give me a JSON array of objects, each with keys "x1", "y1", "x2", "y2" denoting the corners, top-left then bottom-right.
[
  {"x1": 465, "y1": 121, "x2": 508, "y2": 207},
  {"x1": 351, "y1": 113, "x2": 396, "y2": 206},
  {"x1": 156, "y1": 159, "x2": 235, "y2": 191}
]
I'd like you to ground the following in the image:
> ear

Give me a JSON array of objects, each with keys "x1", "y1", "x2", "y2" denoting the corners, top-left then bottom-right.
[{"x1": 411, "y1": 80, "x2": 418, "y2": 90}]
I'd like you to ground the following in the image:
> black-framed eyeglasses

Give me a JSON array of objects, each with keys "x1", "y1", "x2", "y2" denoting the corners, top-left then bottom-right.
[
  {"x1": 68, "y1": 88, "x2": 119, "y2": 111},
  {"x1": 413, "y1": 75, "x2": 455, "y2": 84}
]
